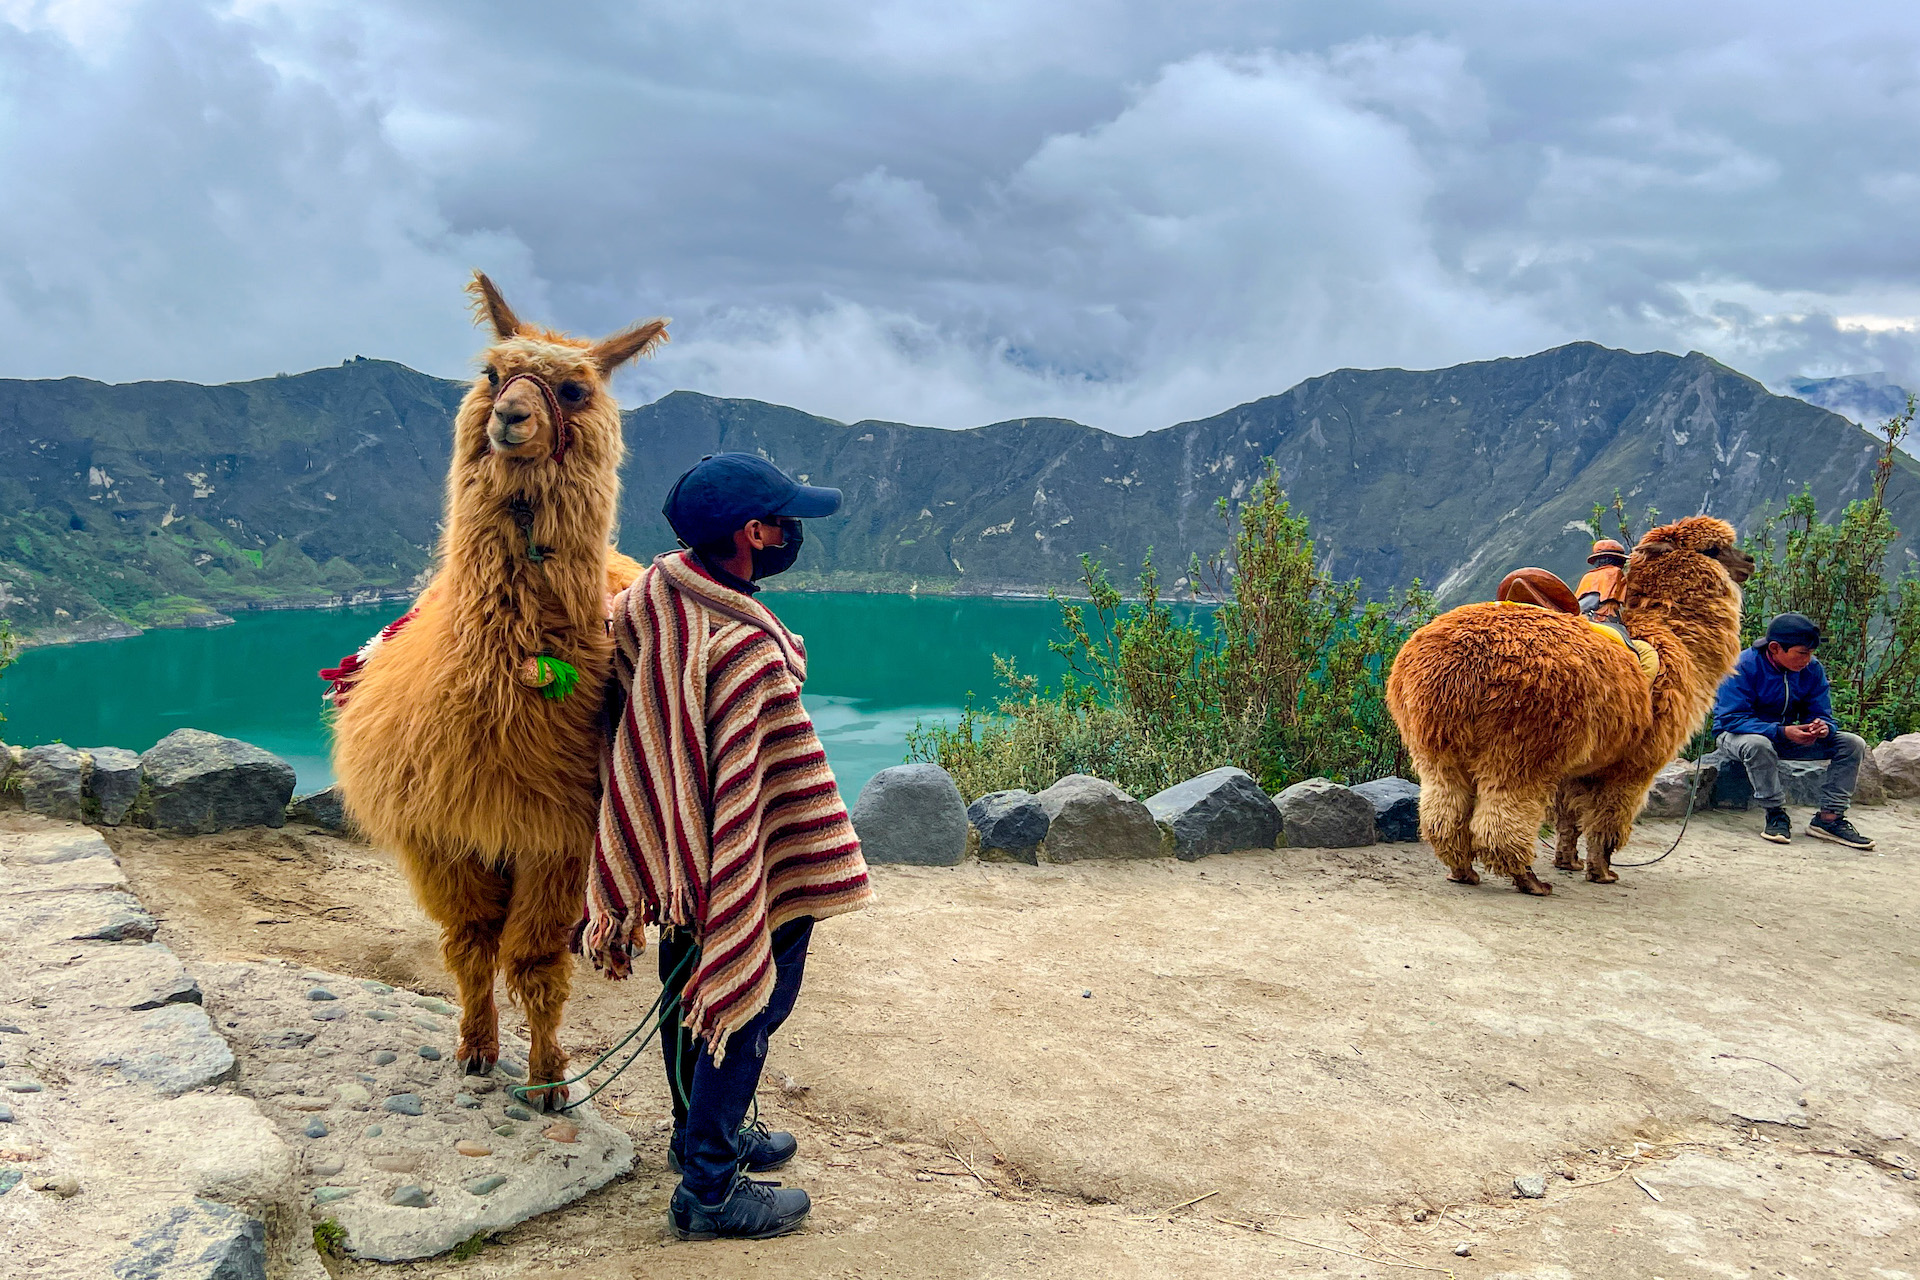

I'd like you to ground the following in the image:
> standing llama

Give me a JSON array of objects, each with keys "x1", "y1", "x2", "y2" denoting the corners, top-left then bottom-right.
[
  {"x1": 1386, "y1": 517, "x2": 1753, "y2": 894},
  {"x1": 329, "y1": 273, "x2": 665, "y2": 1106}
]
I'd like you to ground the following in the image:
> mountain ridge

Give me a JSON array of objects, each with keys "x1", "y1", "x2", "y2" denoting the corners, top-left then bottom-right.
[{"x1": 2, "y1": 342, "x2": 1915, "y2": 645}]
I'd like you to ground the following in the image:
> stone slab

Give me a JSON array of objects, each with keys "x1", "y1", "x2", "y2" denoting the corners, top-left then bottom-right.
[
  {"x1": 2, "y1": 826, "x2": 118, "y2": 866},
  {"x1": 25, "y1": 941, "x2": 202, "y2": 1014},
  {"x1": 197, "y1": 960, "x2": 635, "y2": 1262},
  {"x1": 115, "y1": 1196, "x2": 268, "y2": 1280},
  {"x1": 84, "y1": 1003, "x2": 237, "y2": 1096}
]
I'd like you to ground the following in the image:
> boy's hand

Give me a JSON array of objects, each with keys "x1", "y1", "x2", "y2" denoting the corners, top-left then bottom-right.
[{"x1": 1782, "y1": 723, "x2": 1820, "y2": 746}]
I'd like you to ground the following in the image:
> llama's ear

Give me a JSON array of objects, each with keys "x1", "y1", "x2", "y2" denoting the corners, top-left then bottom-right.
[
  {"x1": 466, "y1": 272, "x2": 525, "y2": 340},
  {"x1": 589, "y1": 318, "x2": 670, "y2": 375},
  {"x1": 1636, "y1": 541, "x2": 1675, "y2": 559}
]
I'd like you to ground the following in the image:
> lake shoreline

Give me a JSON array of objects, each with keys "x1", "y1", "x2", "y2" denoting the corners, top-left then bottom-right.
[{"x1": 13, "y1": 577, "x2": 1109, "y2": 650}]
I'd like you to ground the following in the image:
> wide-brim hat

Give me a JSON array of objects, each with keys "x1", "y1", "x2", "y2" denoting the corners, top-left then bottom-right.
[{"x1": 1587, "y1": 538, "x2": 1628, "y2": 564}]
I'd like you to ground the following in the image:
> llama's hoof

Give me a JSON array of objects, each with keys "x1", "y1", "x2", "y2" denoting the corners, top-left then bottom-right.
[
  {"x1": 1512, "y1": 871, "x2": 1553, "y2": 896},
  {"x1": 459, "y1": 1054, "x2": 497, "y2": 1076},
  {"x1": 1585, "y1": 868, "x2": 1619, "y2": 885},
  {"x1": 523, "y1": 1083, "x2": 570, "y2": 1113},
  {"x1": 1446, "y1": 869, "x2": 1481, "y2": 886},
  {"x1": 1552, "y1": 856, "x2": 1580, "y2": 872}
]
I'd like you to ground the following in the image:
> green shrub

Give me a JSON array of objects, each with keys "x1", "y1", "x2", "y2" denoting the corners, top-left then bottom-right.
[
  {"x1": 1738, "y1": 399, "x2": 1920, "y2": 740},
  {"x1": 909, "y1": 460, "x2": 1434, "y2": 799}
]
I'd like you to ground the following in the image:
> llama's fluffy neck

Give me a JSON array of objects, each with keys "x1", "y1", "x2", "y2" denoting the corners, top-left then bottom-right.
[
  {"x1": 1627, "y1": 585, "x2": 1743, "y2": 743},
  {"x1": 434, "y1": 433, "x2": 619, "y2": 669}
]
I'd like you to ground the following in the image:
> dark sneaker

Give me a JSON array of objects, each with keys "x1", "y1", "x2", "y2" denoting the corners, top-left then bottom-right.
[
  {"x1": 1762, "y1": 808, "x2": 1791, "y2": 844},
  {"x1": 668, "y1": 1121, "x2": 798, "y2": 1175},
  {"x1": 669, "y1": 1173, "x2": 810, "y2": 1241},
  {"x1": 1807, "y1": 812, "x2": 1875, "y2": 850}
]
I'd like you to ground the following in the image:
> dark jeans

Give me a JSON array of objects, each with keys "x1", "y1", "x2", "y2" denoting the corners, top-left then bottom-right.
[{"x1": 659, "y1": 916, "x2": 813, "y2": 1202}]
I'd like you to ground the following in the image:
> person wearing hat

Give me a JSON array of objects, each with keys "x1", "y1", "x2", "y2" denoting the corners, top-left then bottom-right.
[
  {"x1": 1710, "y1": 612, "x2": 1874, "y2": 849},
  {"x1": 577, "y1": 453, "x2": 873, "y2": 1241},
  {"x1": 1575, "y1": 538, "x2": 1629, "y2": 623}
]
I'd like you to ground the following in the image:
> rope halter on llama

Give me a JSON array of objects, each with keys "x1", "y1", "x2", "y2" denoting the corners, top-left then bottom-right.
[{"x1": 494, "y1": 371, "x2": 575, "y2": 465}]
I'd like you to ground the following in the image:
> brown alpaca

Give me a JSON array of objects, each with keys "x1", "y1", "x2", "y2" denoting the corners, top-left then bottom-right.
[
  {"x1": 1386, "y1": 517, "x2": 1754, "y2": 894},
  {"x1": 330, "y1": 273, "x2": 665, "y2": 1106}
]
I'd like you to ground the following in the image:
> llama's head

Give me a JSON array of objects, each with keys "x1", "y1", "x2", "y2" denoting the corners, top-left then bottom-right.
[
  {"x1": 455, "y1": 272, "x2": 668, "y2": 474},
  {"x1": 1622, "y1": 515, "x2": 1754, "y2": 611}
]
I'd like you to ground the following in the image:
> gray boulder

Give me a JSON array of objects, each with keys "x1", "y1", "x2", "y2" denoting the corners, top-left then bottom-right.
[
  {"x1": 850, "y1": 763, "x2": 968, "y2": 866},
  {"x1": 84, "y1": 747, "x2": 144, "y2": 825},
  {"x1": 1034, "y1": 774, "x2": 1166, "y2": 862},
  {"x1": 1857, "y1": 750, "x2": 1887, "y2": 807},
  {"x1": 139, "y1": 730, "x2": 295, "y2": 835},
  {"x1": 1641, "y1": 760, "x2": 1715, "y2": 819},
  {"x1": 288, "y1": 784, "x2": 351, "y2": 833},
  {"x1": 1273, "y1": 778, "x2": 1376, "y2": 849},
  {"x1": 1351, "y1": 777, "x2": 1422, "y2": 842},
  {"x1": 1875, "y1": 733, "x2": 1920, "y2": 799},
  {"x1": 19, "y1": 744, "x2": 85, "y2": 821},
  {"x1": 1145, "y1": 767, "x2": 1281, "y2": 860},
  {"x1": 966, "y1": 790, "x2": 1050, "y2": 864}
]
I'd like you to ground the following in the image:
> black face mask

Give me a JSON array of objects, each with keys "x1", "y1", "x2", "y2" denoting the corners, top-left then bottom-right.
[{"x1": 751, "y1": 518, "x2": 803, "y2": 580}]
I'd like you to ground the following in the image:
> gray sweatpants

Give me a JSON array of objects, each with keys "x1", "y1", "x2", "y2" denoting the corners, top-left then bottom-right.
[{"x1": 1717, "y1": 730, "x2": 1866, "y2": 813}]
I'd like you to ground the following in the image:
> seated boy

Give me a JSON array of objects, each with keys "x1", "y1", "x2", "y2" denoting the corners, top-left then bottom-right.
[{"x1": 1710, "y1": 613, "x2": 1874, "y2": 849}]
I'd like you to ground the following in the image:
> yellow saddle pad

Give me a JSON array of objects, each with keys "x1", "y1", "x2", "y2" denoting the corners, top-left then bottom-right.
[{"x1": 1496, "y1": 600, "x2": 1660, "y2": 680}]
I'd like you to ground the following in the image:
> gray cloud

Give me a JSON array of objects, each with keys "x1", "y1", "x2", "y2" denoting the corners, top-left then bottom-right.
[{"x1": 2, "y1": 0, "x2": 1918, "y2": 431}]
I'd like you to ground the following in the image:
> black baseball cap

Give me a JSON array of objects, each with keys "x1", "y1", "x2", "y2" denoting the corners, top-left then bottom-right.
[
  {"x1": 662, "y1": 452, "x2": 842, "y2": 547},
  {"x1": 1764, "y1": 612, "x2": 1821, "y2": 650}
]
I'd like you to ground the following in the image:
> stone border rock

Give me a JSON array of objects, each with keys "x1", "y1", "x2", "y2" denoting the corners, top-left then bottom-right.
[{"x1": 0, "y1": 819, "x2": 325, "y2": 1280}]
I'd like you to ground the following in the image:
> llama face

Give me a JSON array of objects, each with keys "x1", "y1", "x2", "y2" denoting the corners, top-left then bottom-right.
[
  {"x1": 1624, "y1": 515, "x2": 1752, "y2": 607},
  {"x1": 477, "y1": 341, "x2": 603, "y2": 461},
  {"x1": 460, "y1": 272, "x2": 669, "y2": 469}
]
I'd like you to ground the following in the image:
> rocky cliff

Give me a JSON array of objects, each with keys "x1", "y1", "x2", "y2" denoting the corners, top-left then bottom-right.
[{"x1": 3, "y1": 343, "x2": 1915, "y2": 642}]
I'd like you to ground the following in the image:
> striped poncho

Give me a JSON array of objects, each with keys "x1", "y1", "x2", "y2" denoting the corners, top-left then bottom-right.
[{"x1": 579, "y1": 549, "x2": 871, "y2": 1058}]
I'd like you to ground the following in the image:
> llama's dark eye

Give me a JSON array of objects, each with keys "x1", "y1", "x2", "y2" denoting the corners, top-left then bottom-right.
[
  {"x1": 559, "y1": 381, "x2": 589, "y2": 405},
  {"x1": 484, "y1": 366, "x2": 499, "y2": 387},
  {"x1": 1701, "y1": 543, "x2": 1722, "y2": 556}
]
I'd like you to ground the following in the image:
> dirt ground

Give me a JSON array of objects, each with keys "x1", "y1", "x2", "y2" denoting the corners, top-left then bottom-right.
[{"x1": 109, "y1": 802, "x2": 1920, "y2": 1279}]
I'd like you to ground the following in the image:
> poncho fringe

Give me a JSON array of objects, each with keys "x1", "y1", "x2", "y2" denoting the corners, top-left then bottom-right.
[{"x1": 579, "y1": 550, "x2": 870, "y2": 1060}]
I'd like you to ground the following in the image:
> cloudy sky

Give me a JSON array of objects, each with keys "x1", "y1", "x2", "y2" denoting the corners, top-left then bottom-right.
[{"x1": 2, "y1": 0, "x2": 1917, "y2": 432}]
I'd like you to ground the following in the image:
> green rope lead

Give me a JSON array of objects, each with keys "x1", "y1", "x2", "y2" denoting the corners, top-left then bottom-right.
[
  {"x1": 512, "y1": 945, "x2": 697, "y2": 1112},
  {"x1": 534, "y1": 656, "x2": 580, "y2": 702}
]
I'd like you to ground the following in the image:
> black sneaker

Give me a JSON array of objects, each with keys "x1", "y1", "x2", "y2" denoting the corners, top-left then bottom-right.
[
  {"x1": 1762, "y1": 808, "x2": 1791, "y2": 844},
  {"x1": 669, "y1": 1120, "x2": 799, "y2": 1175},
  {"x1": 669, "y1": 1173, "x2": 810, "y2": 1241},
  {"x1": 1807, "y1": 812, "x2": 1875, "y2": 850}
]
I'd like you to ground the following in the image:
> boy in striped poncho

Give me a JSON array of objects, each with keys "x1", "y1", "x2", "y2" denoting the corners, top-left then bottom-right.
[{"x1": 580, "y1": 453, "x2": 872, "y2": 1241}]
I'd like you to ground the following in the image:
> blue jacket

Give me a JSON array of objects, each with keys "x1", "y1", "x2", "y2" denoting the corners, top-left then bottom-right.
[{"x1": 1711, "y1": 642, "x2": 1838, "y2": 742}]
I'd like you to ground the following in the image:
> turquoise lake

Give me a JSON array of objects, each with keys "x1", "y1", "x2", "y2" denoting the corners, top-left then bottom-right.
[{"x1": 2, "y1": 593, "x2": 1073, "y2": 803}]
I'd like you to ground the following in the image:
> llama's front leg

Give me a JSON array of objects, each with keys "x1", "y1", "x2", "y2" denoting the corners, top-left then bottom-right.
[
  {"x1": 1550, "y1": 784, "x2": 1585, "y2": 872},
  {"x1": 1582, "y1": 785, "x2": 1641, "y2": 885},
  {"x1": 400, "y1": 846, "x2": 510, "y2": 1074},
  {"x1": 500, "y1": 854, "x2": 587, "y2": 1111}
]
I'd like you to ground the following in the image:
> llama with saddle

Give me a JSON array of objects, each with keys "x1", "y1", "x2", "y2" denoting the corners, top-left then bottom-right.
[{"x1": 1386, "y1": 518, "x2": 1754, "y2": 893}]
